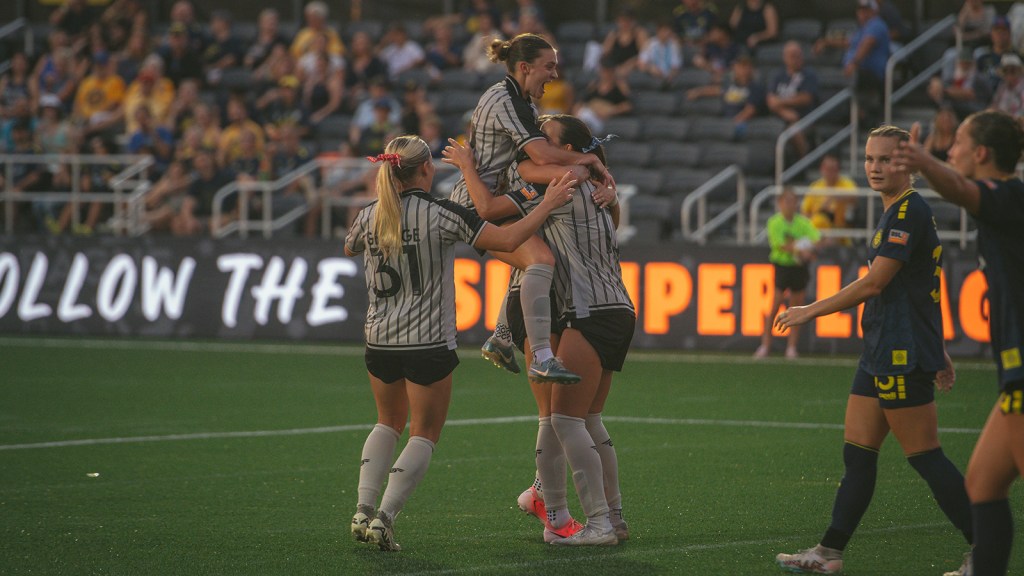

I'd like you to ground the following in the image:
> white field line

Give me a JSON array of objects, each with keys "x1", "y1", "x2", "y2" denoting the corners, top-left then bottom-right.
[
  {"x1": 0, "y1": 415, "x2": 981, "y2": 452},
  {"x1": 396, "y1": 522, "x2": 953, "y2": 576},
  {"x1": 0, "y1": 336, "x2": 998, "y2": 371}
]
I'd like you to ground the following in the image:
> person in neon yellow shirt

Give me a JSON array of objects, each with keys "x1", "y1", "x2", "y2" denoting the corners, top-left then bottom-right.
[{"x1": 756, "y1": 186, "x2": 820, "y2": 359}]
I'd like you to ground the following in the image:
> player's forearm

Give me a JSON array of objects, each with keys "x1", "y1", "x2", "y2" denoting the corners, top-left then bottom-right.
[
  {"x1": 917, "y1": 158, "x2": 982, "y2": 215},
  {"x1": 806, "y1": 275, "x2": 880, "y2": 319},
  {"x1": 460, "y1": 165, "x2": 517, "y2": 221},
  {"x1": 518, "y1": 160, "x2": 586, "y2": 186}
]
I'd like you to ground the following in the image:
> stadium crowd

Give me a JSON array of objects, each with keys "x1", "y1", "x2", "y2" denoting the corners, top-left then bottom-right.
[{"x1": 0, "y1": 0, "x2": 1021, "y2": 238}]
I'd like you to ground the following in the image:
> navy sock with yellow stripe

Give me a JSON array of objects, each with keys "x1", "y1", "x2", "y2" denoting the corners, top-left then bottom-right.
[
  {"x1": 821, "y1": 441, "x2": 879, "y2": 551},
  {"x1": 908, "y1": 447, "x2": 973, "y2": 544}
]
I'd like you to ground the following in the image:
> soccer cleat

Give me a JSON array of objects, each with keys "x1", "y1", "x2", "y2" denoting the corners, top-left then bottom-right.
[
  {"x1": 350, "y1": 512, "x2": 371, "y2": 543},
  {"x1": 549, "y1": 522, "x2": 617, "y2": 546},
  {"x1": 942, "y1": 550, "x2": 973, "y2": 576},
  {"x1": 543, "y1": 518, "x2": 584, "y2": 543},
  {"x1": 785, "y1": 347, "x2": 799, "y2": 359},
  {"x1": 612, "y1": 520, "x2": 629, "y2": 541},
  {"x1": 528, "y1": 357, "x2": 581, "y2": 385},
  {"x1": 517, "y1": 486, "x2": 546, "y2": 523},
  {"x1": 775, "y1": 546, "x2": 843, "y2": 574},
  {"x1": 481, "y1": 336, "x2": 521, "y2": 374},
  {"x1": 754, "y1": 344, "x2": 769, "y2": 358},
  {"x1": 367, "y1": 514, "x2": 401, "y2": 551}
]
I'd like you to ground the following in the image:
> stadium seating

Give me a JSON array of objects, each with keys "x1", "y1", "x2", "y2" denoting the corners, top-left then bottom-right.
[{"x1": 643, "y1": 117, "x2": 691, "y2": 142}]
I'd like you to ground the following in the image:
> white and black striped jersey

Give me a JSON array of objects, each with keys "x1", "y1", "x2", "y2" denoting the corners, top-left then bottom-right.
[
  {"x1": 449, "y1": 76, "x2": 547, "y2": 208},
  {"x1": 346, "y1": 189, "x2": 487, "y2": 350},
  {"x1": 506, "y1": 175, "x2": 634, "y2": 320}
]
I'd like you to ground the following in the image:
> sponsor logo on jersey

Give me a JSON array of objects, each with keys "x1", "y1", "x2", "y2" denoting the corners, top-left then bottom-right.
[{"x1": 888, "y1": 229, "x2": 910, "y2": 245}]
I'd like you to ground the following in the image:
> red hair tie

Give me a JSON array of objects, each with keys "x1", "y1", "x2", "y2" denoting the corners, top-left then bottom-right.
[{"x1": 366, "y1": 153, "x2": 402, "y2": 167}]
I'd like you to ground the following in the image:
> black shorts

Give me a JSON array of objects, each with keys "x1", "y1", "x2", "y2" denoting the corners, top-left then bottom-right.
[
  {"x1": 850, "y1": 366, "x2": 936, "y2": 408},
  {"x1": 561, "y1": 310, "x2": 636, "y2": 372},
  {"x1": 998, "y1": 379, "x2": 1024, "y2": 415},
  {"x1": 774, "y1": 263, "x2": 810, "y2": 292},
  {"x1": 364, "y1": 346, "x2": 459, "y2": 386},
  {"x1": 505, "y1": 288, "x2": 561, "y2": 354}
]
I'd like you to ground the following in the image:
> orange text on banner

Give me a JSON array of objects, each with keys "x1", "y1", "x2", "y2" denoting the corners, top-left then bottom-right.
[
  {"x1": 697, "y1": 263, "x2": 735, "y2": 336},
  {"x1": 643, "y1": 262, "x2": 692, "y2": 334}
]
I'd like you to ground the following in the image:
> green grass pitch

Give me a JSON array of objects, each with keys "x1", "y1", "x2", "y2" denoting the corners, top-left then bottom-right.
[{"x1": 1, "y1": 337, "x2": 1021, "y2": 575}]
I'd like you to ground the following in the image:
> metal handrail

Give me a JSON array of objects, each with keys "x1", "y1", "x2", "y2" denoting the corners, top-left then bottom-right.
[
  {"x1": 212, "y1": 158, "x2": 329, "y2": 238},
  {"x1": 775, "y1": 88, "x2": 854, "y2": 187},
  {"x1": 884, "y1": 15, "x2": 956, "y2": 124},
  {"x1": 0, "y1": 154, "x2": 152, "y2": 235},
  {"x1": 680, "y1": 164, "x2": 746, "y2": 245},
  {"x1": 748, "y1": 185, "x2": 973, "y2": 248}
]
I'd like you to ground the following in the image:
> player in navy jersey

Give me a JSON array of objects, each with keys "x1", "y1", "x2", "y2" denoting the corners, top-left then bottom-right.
[
  {"x1": 345, "y1": 135, "x2": 576, "y2": 552},
  {"x1": 455, "y1": 33, "x2": 613, "y2": 383},
  {"x1": 773, "y1": 125, "x2": 972, "y2": 575},
  {"x1": 895, "y1": 110, "x2": 1024, "y2": 576}
]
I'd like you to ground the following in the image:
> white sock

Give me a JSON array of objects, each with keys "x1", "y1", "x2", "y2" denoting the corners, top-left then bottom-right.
[
  {"x1": 551, "y1": 413, "x2": 610, "y2": 530},
  {"x1": 378, "y1": 436, "x2": 435, "y2": 520},
  {"x1": 585, "y1": 413, "x2": 622, "y2": 511},
  {"x1": 536, "y1": 416, "x2": 568, "y2": 525},
  {"x1": 521, "y1": 264, "x2": 554, "y2": 363},
  {"x1": 357, "y1": 423, "x2": 400, "y2": 509}
]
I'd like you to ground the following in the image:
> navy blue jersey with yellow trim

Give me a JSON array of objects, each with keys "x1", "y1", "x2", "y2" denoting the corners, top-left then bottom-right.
[
  {"x1": 860, "y1": 190, "x2": 945, "y2": 376},
  {"x1": 975, "y1": 177, "x2": 1024, "y2": 387}
]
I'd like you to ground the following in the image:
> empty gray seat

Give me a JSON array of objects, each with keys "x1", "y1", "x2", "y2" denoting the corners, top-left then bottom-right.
[
  {"x1": 633, "y1": 91, "x2": 679, "y2": 116},
  {"x1": 651, "y1": 142, "x2": 702, "y2": 168},
  {"x1": 606, "y1": 141, "x2": 653, "y2": 167},
  {"x1": 643, "y1": 117, "x2": 690, "y2": 141},
  {"x1": 603, "y1": 117, "x2": 643, "y2": 140},
  {"x1": 688, "y1": 117, "x2": 736, "y2": 142}
]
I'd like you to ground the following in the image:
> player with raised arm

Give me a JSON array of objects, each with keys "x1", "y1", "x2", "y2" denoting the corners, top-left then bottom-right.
[
  {"x1": 454, "y1": 32, "x2": 613, "y2": 384},
  {"x1": 773, "y1": 125, "x2": 972, "y2": 575},
  {"x1": 446, "y1": 114, "x2": 632, "y2": 546},
  {"x1": 345, "y1": 135, "x2": 575, "y2": 552},
  {"x1": 894, "y1": 110, "x2": 1024, "y2": 576}
]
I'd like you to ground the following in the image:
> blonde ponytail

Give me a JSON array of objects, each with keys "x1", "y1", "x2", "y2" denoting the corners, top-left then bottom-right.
[{"x1": 370, "y1": 136, "x2": 431, "y2": 260}]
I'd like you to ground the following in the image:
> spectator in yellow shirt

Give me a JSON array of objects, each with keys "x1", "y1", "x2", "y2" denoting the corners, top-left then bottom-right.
[
  {"x1": 218, "y1": 94, "x2": 266, "y2": 166},
  {"x1": 801, "y1": 153, "x2": 857, "y2": 244},
  {"x1": 123, "y1": 55, "x2": 175, "y2": 134},
  {"x1": 290, "y1": 1, "x2": 345, "y2": 59},
  {"x1": 73, "y1": 51, "x2": 125, "y2": 136}
]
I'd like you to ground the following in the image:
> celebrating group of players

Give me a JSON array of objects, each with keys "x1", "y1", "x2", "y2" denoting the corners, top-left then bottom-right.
[{"x1": 340, "y1": 30, "x2": 1024, "y2": 576}]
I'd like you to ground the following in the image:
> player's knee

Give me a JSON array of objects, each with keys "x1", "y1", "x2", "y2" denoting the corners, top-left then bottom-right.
[{"x1": 965, "y1": 465, "x2": 1012, "y2": 503}]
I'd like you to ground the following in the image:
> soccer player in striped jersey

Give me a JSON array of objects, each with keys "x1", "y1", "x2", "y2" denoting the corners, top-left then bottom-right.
[
  {"x1": 454, "y1": 32, "x2": 613, "y2": 383},
  {"x1": 345, "y1": 135, "x2": 576, "y2": 552},
  {"x1": 773, "y1": 125, "x2": 972, "y2": 575},
  {"x1": 446, "y1": 114, "x2": 633, "y2": 546},
  {"x1": 894, "y1": 110, "x2": 1024, "y2": 576}
]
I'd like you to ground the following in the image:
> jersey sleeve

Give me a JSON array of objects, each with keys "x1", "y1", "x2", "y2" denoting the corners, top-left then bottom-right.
[
  {"x1": 346, "y1": 203, "x2": 374, "y2": 253},
  {"x1": 435, "y1": 198, "x2": 488, "y2": 247},
  {"x1": 344, "y1": 206, "x2": 370, "y2": 255},
  {"x1": 876, "y1": 196, "x2": 924, "y2": 263},
  {"x1": 495, "y1": 93, "x2": 546, "y2": 150},
  {"x1": 977, "y1": 178, "x2": 1024, "y2": 226}
]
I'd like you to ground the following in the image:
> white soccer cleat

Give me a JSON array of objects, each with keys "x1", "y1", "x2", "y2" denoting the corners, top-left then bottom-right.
[
  {"x1": 754, "y1": 344, "x2": 770, "y2": 359},
  {"x1": 368, "y1": 515, "x2": 401, "y2": 551},
  {"x1": 549, "y1": 523, "x2": 618, "y2": 546},
  {"x1": 942, "y1": 550, "x2": 973, "y2": 576},
  {"x1": 775, "y1": 545, "x2": 843, "y2": 574},
  {"x1": 350, "y1": 512, "x2": 371, "y2": 542}
]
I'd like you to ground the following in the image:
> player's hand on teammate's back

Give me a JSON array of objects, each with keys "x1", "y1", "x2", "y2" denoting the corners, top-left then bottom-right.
[
  {"x1": 441, "y1": 138, "x2": 476, "y2": 172},
  {"x1": 542, "y1": 171, "x2": 577, "y2": 208}
]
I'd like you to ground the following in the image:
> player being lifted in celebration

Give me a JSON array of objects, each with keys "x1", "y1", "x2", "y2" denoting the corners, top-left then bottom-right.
[
  {"x1": 445, "y1": 114, "x2": 633, "y2": 546},
  {"x1": 346, "y1": 135, "x2": 576, "y2": 552},
  {"x1": 451, "y1": 32, "x2": 613, "y2": 384},
  {"x1": 894, "y1": 110, "x2": 1024, "y2": 576},
  {"x1": 773, "y1": 125, "x2": 973, "y2": 575}
]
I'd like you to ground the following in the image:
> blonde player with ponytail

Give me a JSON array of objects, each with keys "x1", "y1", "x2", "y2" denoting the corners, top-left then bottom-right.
[{"x1": 345, "y1": 135, "x2": 576, "y2": 552}]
